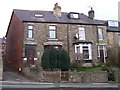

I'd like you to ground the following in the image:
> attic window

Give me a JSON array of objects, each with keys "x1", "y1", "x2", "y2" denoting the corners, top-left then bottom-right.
[
  {"x1": 34, "y1": 14, "x2": 44, "y2": 18},
  {"x1": 68, "y1": 12, "x2": 80, "y2": 19},
  {"x1": 108, "y1": 21, "x2": 118, "y2": 27}
]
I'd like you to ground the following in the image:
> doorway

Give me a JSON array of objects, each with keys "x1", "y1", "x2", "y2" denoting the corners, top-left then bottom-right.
[{"x1": 25, "y1": 45, "x2": 36, "y2": 65}]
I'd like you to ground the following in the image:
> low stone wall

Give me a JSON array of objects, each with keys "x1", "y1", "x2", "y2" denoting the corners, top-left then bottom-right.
[
  {"x1": 42, "y1": 71, "x2": 60, "y2": 83},
  {"x1": 22, "y1": 67, "x2": 43, "y2": 81},
  {"x1": 69, "y1": 71, "x2": 108, "y2": 83},
  {"x1": 22, "y1": 67, "x2": 108, "y2": 83},
  {"x1": 22, "y1": 67, "x2": 60, "y2": 82}
]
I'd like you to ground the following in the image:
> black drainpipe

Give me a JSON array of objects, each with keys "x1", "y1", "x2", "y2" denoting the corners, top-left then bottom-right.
[{"x1": 66, "y1": 23, "x2": 70, "y2": 54}]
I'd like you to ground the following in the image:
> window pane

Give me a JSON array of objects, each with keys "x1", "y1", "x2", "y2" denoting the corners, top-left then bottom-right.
[
  {"x1": 49, "y1": 25, "x2": 56, "y2": 39},
  {"x1": 28, "y1": 30, "x2": 33, "y2": 38},
  {"x1": 83, "y1": 46, "x2": 89, "y2": 59},
  {"x1": 108, "y1": 21, "x2": 118, "y2": 27},
  {"x1": 98, "y1": 28, "x2": 103, "y2": 40},
  {"x1": 76, "y1": 46, "x2": 80, "y2": 54},
  {"x1": 49, "y1": 31, "x2": 56, "y2": 39},
  {"x1": 28, "y1": 25, "x2": 33, "y2": 38},
  {"x1": 28, "y1": 25, "x2": 33, "y2": 29},
  {"x1": 49, "y1": 26, "x2": 56, "y2": 30},
  {"x1": 71, "y1": 13, "x2": 79, "y2": 19},
  {"x1": 79, "y1": 27, "x2": 85, "y2": 40}
]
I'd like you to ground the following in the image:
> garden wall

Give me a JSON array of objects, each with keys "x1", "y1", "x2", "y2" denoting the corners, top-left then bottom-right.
[
  {"x1": 22, "y1": 67, "x2": 108, "y2": 83},
  {"x1": 69, "y1": 71, "x2": 108, "y2": 83}
]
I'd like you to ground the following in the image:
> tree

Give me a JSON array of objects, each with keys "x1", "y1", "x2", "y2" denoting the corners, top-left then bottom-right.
[
  {"x1": 58, "y1": 48, "x2": 70, "y2": 71},
  {"x1": 106, "y1": 45, "x2": 120, "y2": 66}
]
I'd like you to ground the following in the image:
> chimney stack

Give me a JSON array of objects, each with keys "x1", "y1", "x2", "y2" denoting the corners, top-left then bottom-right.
[
  {"x1": 88, "y1": 7, "x2": 94, "y2": 19},
  {"x1": 53, "y1": 3, "x2": 62, "y2": 17}
]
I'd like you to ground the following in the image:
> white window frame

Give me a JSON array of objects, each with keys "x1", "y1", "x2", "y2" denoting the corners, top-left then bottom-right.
[
  {"x1": 75, "y1": 44, "x2": 92, "y2": 60},
  {"x1": 70, "y1": 13, "x2": 79, "y2": 19},
  {"x1": 49, "y1": 25, "x2": 57, "y2": 39},
  {"x1": 97, "y1": 45, "x2": 107, "y2": 57},
  {"x1": 27, "y1": 25, "x2": 33, "y2": 38},
  {"x1": 98, "y1": 28, "x2": 103, "y2": 40},
  {"x1": 79, "y1": 27, "x2": 86, "y2": 40},
  {"x1": 108, "y1": 20, "x2": 118, "y2": 27}
]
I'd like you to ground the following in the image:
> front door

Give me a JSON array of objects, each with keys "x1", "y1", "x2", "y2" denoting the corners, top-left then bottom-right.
[
  {"x1": 100, "y1": 49, "x2": 104, "y2": 63},
  {"x1": 25, "y1": 45, "x2": 36, "y2": 65},
  {"x1": 98, "y1": 45, "x2": 106, "y2": 64}
]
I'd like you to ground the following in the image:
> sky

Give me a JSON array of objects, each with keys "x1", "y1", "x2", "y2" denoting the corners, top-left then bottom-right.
[{"x1": 0, "y1": 0, "x2": 119, "y2": 38}]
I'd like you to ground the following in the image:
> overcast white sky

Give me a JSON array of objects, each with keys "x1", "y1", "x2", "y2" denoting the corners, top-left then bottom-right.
[{"x1": 0, "y1": 0, "x2": 119, "y2": 38}]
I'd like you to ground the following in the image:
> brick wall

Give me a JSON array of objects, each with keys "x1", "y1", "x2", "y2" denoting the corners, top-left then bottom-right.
[{"x1": 6, "y1": 12, "x2": 24, "y2": 71}]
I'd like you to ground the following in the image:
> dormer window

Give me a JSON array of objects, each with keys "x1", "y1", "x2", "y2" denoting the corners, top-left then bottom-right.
[
  {"x1": 68, "y1": 12, "x2": 80, "y2": 19},
  {"x1": 34, "y1": 14, "x2": 44, "y2": 18},
  {"x1": 108, "y1": 20, "x2": 118, "y2": 27}
]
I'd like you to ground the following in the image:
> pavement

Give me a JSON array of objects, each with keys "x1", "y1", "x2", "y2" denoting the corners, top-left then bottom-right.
[{"x1": 3, "y1": 67, "x2": 34, "y2": 82}]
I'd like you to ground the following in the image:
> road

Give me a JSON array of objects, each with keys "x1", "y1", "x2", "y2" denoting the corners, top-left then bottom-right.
[{"x1": 1, "y1": 81, "x2": 119, "y2": 90}]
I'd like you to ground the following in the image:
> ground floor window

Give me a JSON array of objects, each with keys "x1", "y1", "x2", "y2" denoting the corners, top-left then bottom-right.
[
  {"x1": 75, "y1": 44, "x2": 92, "y2": 62},
  {"x1": 97, "y1": 45, "x2": 107, "y2": 63}
]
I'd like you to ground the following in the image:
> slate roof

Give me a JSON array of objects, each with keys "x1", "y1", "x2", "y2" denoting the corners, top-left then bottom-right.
[
  {"x1": 13, "y1": 9, "x2": 106, "y2": 25},
  {"x1": 0, "y1": 38, "x2": 2, "y2": 44}
]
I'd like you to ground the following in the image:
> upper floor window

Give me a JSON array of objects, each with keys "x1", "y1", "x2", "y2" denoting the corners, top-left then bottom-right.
[
  {"x1": 68, "y1": 12, "x2": 80, "y2": 19},
  {"x1": 34, "y1": 14, "x2": 44, "y2": 18},
  {"x1": 79, "y1": 27, "x2": 86, "y2": 40},
  {"x1": 98, "y1": 28, "x2": 103, "y2": 40},
  {"x1": 49, "y1": 25, "x2": 57, "y2": 39},
  {"x1": 27, "y1": 25, "x2": 33, "y2": 38},
  {"x1": 108, "y1": 21, "x2": 118, "y2": 27}
]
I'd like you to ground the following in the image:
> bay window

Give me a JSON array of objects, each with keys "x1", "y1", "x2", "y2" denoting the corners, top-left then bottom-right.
[{"x1": 75, "y1": 44, "x2": 92, "y2": 60}]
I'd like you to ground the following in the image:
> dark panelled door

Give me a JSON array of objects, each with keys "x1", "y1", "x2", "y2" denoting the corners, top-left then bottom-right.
[
  {"x1": 25, "y1": 45, "x2": 36, "y2": 65},
  {"x1": 100, "y1": 49, "x2": 104, "y2": 64}
]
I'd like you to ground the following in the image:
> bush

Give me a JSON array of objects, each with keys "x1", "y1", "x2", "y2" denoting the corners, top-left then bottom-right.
[
  {"x1": 41, "y1": 49, "x2": 51, "y2": 69},
  {"x1": 58, "y1": 48, "x2": 70, "y2": 71},
  {"x1": 41, "y1": 48, "x2": 70, "y2": 71},
  {"x1": 49, "y1": 48, "x2": 58, "y2": 69},
  {"x1": 106, "y1": 46, "x2": 119, "y2": 66}
]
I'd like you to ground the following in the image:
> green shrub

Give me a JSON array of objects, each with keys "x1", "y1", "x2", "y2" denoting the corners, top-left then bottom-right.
[
  {"x1": 49, "y1": 48, "x2": 58, "y2": 69},
  {"x1": 41, "y1": 49, "x2": 51, "y2": 69},
  {"x1": 58, "y1": 48, "x2": 70, "y2": 71},
  {"x1": 41, "y1": 48, "x2": 70, "y2": 71},
  {"x1": 106, "y1": 46, "x2": 119, "y2": 66}
]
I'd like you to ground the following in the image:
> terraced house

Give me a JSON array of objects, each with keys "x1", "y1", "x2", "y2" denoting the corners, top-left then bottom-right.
[
  {"x1": 5, "y1": 3, "x2": 107, "y2": 71},
  {"x1": 107, "y1": 20, "x2": 120, "y2": 46}
]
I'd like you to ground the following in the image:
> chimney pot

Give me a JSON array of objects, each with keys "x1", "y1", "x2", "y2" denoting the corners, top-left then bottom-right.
[
  {"x1": 53, "y1": 3, "x2": 62, "y2": 17},
  {"x1": 88, "y1": 7, "x2": 94, "y2": 19}
]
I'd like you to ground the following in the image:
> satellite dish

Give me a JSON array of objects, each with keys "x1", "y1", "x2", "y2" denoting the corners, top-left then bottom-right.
[{"x1": 75, "y1": 34, "x2": 79, "y2": 39}]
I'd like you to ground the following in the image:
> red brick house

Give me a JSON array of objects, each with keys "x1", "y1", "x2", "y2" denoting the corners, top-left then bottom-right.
[{"x1": 5, "y1": 3, "x2": 107, "y2": 71}]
